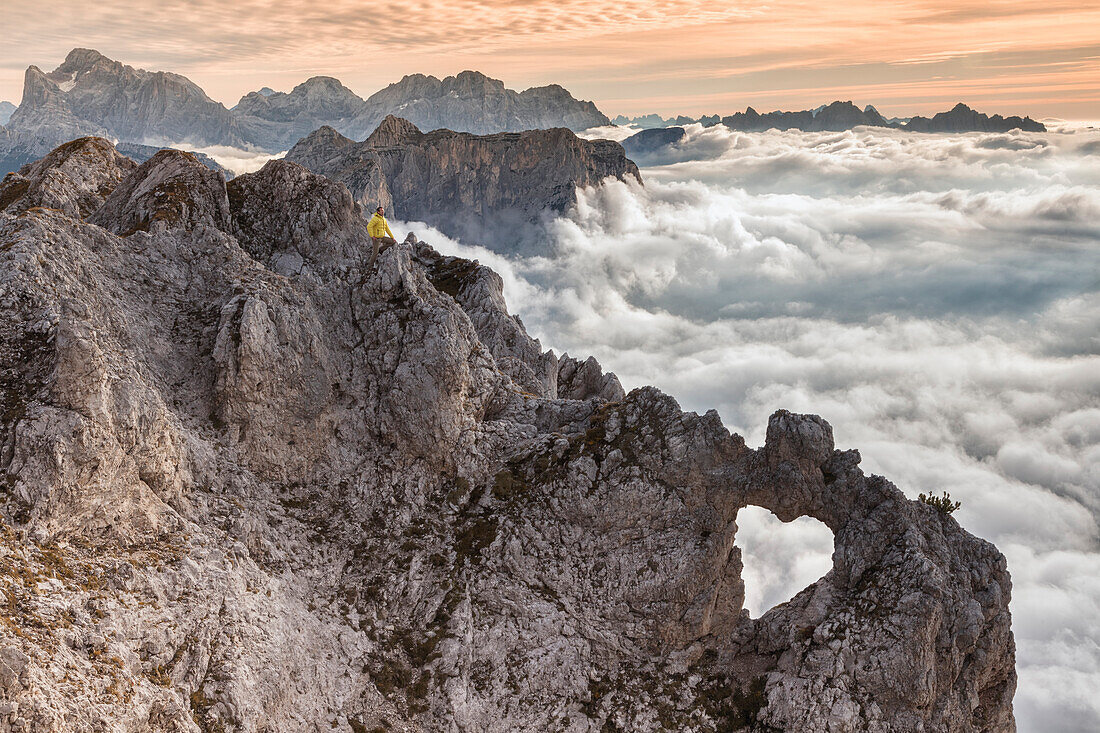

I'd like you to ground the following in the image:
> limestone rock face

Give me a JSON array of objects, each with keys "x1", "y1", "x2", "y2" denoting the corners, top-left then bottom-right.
[
  {"x1": 90, "y1": 150, "x2": 230, "y2": 235},
  {"x1": 231, "y1": 70, "x2": 611, "y2": 151},
  {"x1": 0, "y1": 136, "x2": 135, "y2": 218},
  {"x1": 348, "y1": 71, "x2": 611, "y2": 138},
  {"x1": 2, "y1": 51, "x2": 613, "y2": 174},
  {"x1": 8, "y1": 48, "x2": 249, "y2": 149},
  {"x1": 286, "y1": 116, "x2": 641, "y2": 247},
  {"x1": 0, "y1": 137, "x2": 1016, "y2": 732},
  {"x1": 233, "y1": 76, "x2": 369, "y2": 151}
]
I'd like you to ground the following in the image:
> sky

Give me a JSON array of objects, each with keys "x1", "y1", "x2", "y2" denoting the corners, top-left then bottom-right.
[{"x1": 2, "y1": 0, "x2": 1099, "y2": 119}]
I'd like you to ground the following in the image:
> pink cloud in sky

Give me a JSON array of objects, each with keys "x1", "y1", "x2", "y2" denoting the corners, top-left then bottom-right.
[{"x1": 1, "y1": 0, "x2": 1097, "y2": 118}]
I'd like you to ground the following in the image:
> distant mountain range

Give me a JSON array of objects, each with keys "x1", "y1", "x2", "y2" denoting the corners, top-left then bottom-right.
[
  {"x1": 0, "y1": 49, "x2": 611, "y2": 173},
  {"x1": 231, "y1": 71, "x2": 610, "y2": 149},
  {"x1": 0, "y1": 49, "x2": 1050, "y2": 177},
  {"x1": 612, "y1": 113, "x2": 722, "y2": 129},
  {"x1": 615, "y1": 101, "x2": 1045, "y2": 134}
]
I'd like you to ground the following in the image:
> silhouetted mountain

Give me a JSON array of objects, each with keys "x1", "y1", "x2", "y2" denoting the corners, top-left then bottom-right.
[
  {"x1": 722, "y1": 101, "x2": 891, "y2": 131},
  {"x1": 0, "y1": 101, "x2": 15, "y2": 126},
  {"x1": 612, "y1": 113, "x2": 720, "y2": 129},
  {"x1": 718, "y1": 100, "x2": 1043, "y2": 133},
  {"x1": 617, "y1": 102, "x2": 1043, "y2": 135},
  {"x1": 904, "y1": 102, "x2": 1045, "y2": 133},
  {"x1": 621, "y1": 126, "x2": 687, "y2": 158}
]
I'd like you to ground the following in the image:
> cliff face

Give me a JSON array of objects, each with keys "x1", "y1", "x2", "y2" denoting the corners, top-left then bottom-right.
[
  {"x1": 233, "y1": 76, "x2": 369, "y2": 151},
  {"x1": 286, "y1": 116, "x2": 641, "y2": 247},
  {"x1": 0, "y1": 137, "x2": 1016, "y2": 732}
]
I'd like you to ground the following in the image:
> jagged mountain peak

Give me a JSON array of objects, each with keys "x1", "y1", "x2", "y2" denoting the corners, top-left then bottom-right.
[
  {"x1": 57, "y1": 47, "x2": 112, "y2": 74},
  {"x1": 286, "y1": 115, "x2": 638, "y2": 246},
  {"x1": 0, "y1": 135, "x2": 135, "y2": 218},
  {"x1": 448, "y1": 69, "x2": 507, "y2": 93},
  {"x1": 295, "y1": 75, "x2": 355, "y2": 92},
  {"x1": 386, "y1": 69, "x2": 506, "y2": 93},
  {"x1": 8, "y1": 48, "x2": 247, "y2": 152},
  {"x1": 365, "y1": 114, "x2": 422, "y2": 146},
  {"x1": 233, "y1": 74, "x2": 366, "y2": 130},
  {"x1": 90, "y1": 147, "x2": 230, "y2": 235},
  {"x1": 296, "y1": 124, "x2": 356, "y2": 150},
  {"x1": 720, "y1": 99, "x2": 1044, "y2": 133},
  {"x1": 357, "y1": 69, "x2": 609, "y2": 135}
]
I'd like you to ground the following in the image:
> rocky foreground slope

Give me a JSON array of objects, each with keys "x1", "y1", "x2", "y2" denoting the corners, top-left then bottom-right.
[
  {"x1": 0, "y1": 138, "x2": 1015, "y2": 732},
  {"x1": 286, "y1": 116, "x2": 640, "y2": 247}
]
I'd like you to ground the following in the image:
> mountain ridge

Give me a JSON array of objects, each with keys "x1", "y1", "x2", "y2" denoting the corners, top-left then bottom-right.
[
  {"x1": 285, "y1": 115, "x2": 639, "y2": 248},
  {"x1": 2, "y1": 49, "x2": 611, "y2": 162},
  {"x1": 616, "y1": 100, "x2": 1045, "y2": 133}
]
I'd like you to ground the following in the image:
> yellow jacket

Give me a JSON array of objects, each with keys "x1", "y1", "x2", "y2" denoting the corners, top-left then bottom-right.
[{"x1": 367, "y1": 212, "x2": 394, "y2": 239}]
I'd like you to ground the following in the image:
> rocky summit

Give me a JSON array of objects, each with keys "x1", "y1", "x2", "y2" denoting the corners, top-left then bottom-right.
[
  {"x1": 0, "y1": 137, "x2": 1016, "y2": 732},
  {"x1": 286, "y1": 116, "x2": 640, "y2": 248}
]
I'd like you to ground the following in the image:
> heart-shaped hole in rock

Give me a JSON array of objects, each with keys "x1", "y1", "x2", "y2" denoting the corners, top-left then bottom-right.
[{"x1": 735, "y1": 505, "x2": 834, "y2": 618}]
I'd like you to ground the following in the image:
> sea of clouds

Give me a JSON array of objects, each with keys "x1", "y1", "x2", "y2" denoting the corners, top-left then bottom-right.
[
  {"x1": 162, "y1": 142, "x2": 286, "y2": 175},
  {"x1": 400, "y1": 122, "x2": 1100, "y2": 732}
]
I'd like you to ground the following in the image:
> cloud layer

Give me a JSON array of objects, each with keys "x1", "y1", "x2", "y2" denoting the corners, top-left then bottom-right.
[{"x1": 405, "y1": 123, "x2": 1100, "y2": 732}]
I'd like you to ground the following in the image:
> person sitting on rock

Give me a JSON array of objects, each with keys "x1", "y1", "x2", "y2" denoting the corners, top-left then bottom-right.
[{"x1": 367, "y1": 206, "x2": 398, "y2": 255}]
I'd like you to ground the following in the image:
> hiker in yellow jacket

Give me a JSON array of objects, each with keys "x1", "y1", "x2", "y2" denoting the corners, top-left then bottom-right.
[
  {"x1": 368, "y1": 206, "x2": 397, "y2": 251},
  {"x1": 364, "y1": 205, "x2": 398, "y2": 270}
]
